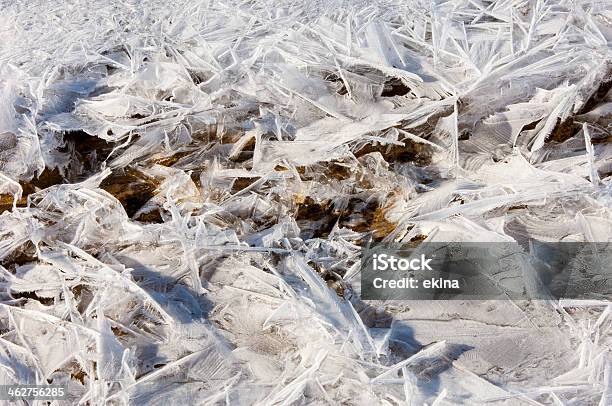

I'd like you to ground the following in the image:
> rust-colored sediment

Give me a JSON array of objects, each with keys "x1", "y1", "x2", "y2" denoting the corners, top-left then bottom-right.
[{"x1": 100, "y1": 168, "x2": 160, "y2": 217}]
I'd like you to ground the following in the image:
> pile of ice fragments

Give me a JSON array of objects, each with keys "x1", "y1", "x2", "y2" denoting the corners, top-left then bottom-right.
[{"x1": 0, "y1": 0, "x2": 611, "y2": 404}]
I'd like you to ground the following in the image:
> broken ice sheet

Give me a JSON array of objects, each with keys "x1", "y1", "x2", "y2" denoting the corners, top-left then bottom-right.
[{"x1": 0, "y1": 0, "x2": 611, "y2": 405}]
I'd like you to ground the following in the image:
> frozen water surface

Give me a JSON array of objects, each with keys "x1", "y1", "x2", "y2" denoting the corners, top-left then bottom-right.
[{"x1": 0, "y1": 0, "x2": 611, "y2": 404}]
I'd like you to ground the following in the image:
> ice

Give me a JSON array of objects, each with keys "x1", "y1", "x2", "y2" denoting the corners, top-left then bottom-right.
[{"x1": 0, "y1": 0, "x2": 611, "y2": 404}]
